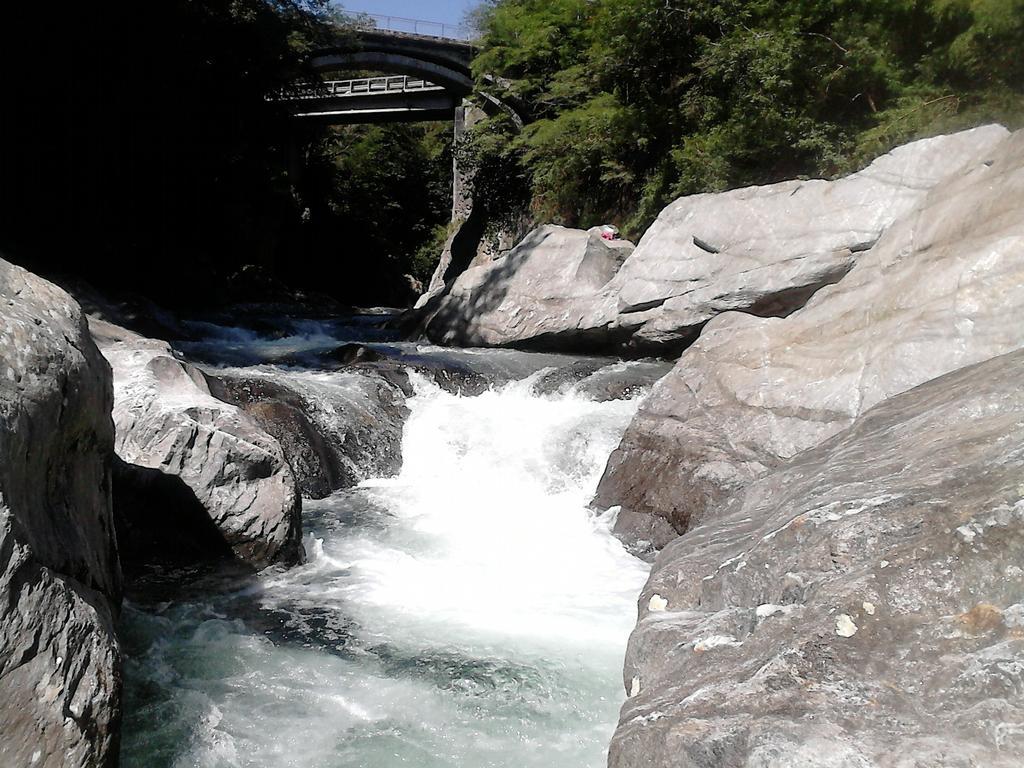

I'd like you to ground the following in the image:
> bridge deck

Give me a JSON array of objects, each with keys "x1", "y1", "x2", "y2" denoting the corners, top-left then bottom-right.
[
  {"x1": 274, "y1": 16, "x2": 475, "y2": 124},
  {"x1": 273, "y1": 75, "x2": 444, "y2": 102}
]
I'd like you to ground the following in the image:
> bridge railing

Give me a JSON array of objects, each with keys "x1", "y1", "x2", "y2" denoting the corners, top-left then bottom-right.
[
  {"x1": 270, "y1": 75, "x2": 443, "y2": 101},
  {"x1": 342, "y1": 11, "x2": 474, "y2": 42}
]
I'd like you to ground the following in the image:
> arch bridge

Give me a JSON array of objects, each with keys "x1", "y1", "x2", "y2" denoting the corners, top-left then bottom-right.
[
  {"x1": 272, "y1": 16, "x2": 476, "y2": 124},
  {"x1": 273, "y1": 15, "x2": 518, "y2": 227}
]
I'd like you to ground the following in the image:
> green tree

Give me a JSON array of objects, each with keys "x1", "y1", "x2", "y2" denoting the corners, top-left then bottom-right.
[{"x1": 464, "y1": 0, "x2": 1024, "y2": 239}]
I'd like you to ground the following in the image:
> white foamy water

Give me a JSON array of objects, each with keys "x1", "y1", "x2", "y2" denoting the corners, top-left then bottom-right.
[{"x1": 121, "y1": 369, "x2": 650, "y2": 768}]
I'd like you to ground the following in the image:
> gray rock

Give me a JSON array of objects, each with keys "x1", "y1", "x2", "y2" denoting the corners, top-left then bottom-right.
[
  {"x1": 610, "y1": 348, "x2": 1024, "y2": 768},
  {"x1": 417, "y1": 206, "x2": 536, "y2": 309},
  {"x1": 92, "y1": 319, "x2": 301, "y2": 567},
  {"x1": 421, "y1": 126, "x2": 1009, "y2": 355},
  {"x1": 423, "y1": 225, "x2": 634, "y2": 350},
  {"x1": 209, "y1": 367, "x2": 408, "y2": 499},
  {"x1": 604, "y1": 123, "x2": 1009, "y2": 351},
  {"x1": 596, "y1": 127, "x2": 1024, "y2": 548},
  {"x1": 530, "y1": 359, "x2": 673, "y2": 402},
  {"x1": 0, "y1": 260, "x2": 121, "y2": 767}
]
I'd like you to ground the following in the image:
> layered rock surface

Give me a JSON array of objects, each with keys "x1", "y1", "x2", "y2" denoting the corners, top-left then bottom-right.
[
  {"x1": 0, "y1": 260, "x2": 121, "y2": 767},
  {"x1": 596, "y1": 126, "x2": 1024, "y2": 549},
  {"x1": 421, "y1": 126, "x2": 1008, "y2": 355},
  {"x1": 611, "y1": 348, "x2": 1024, "y2": 767},
  {"x1": 91, "y1": 319, "x2": 301, "y2": 567}
]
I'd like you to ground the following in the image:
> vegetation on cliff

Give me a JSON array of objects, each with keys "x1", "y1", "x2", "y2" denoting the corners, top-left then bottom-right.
[{"x1": 465, "y1": 0, "x2": 1024, "y2": 237}]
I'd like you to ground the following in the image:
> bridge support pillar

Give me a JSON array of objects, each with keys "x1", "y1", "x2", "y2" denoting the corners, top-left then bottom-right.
[
  {"x1": 418, "y1": 101, "x2": 490, "y2": 301},
  {"x1": 451, "y1": 100, "x2": 485, "y2": 220}
]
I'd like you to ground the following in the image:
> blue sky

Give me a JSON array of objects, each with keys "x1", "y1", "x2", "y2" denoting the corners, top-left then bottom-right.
[{"x1": 336, "y1": 1, "x2": 481, "y2": 27}]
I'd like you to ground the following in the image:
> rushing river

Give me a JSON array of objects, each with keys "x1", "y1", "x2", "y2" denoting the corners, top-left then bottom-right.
[{"x1": 119, "y1": 315, "x2": 657, "y2": 768}]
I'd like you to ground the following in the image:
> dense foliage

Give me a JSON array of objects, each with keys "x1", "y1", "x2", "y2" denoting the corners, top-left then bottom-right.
[
  {"x1": 1, "y1": 0, "x2": 452, "y2": 306},
  {"x1": 300, "y1": 122, "x2": 453, "y2": 300},
  {"x1": 466, "y1": 0, "x2": 1024, "y2": 237}
]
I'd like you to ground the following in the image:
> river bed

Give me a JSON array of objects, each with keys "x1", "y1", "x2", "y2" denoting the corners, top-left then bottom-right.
[{"x1": 118, "y1": 315, "x2": 661, "y2": 767}]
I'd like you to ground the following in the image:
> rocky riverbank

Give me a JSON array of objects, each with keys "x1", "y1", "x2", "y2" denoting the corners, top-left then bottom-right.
[
  {"x1": 610, "y1": 347, "x2": 1024, "y2": 767},
  {"x1": 594, "y1": 126, "x2": 1024, "y2": 762},
  {"x1": 418, "y1": 125, "x2": 1008, "y2": 357},
  {"x1": 418, "y1": 122, "x2": 1024, "y2": 764},
  {"x1": 2, "y1": 122, "x2": 1023, "y2": 766},
  {"x1": 0, "y1": 271, "x2": 448, "y2": 764}
]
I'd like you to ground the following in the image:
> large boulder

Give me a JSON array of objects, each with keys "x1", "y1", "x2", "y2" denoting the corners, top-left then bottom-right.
[
  {"x1": 602, "y1": 124, "x2": 1008, "y2": 351},
  {"x1": 423, "y1": 225, "x2": 634, "y2": 351},
  {"x1": 208, "y1": 368, "x2": 408, "y2": 499},
  {"x1": 596, "y1": 127, "x2": 1024, "y2": 550},
  {"x1": 91, "y1": 319, "x2": 301, "y2": 567},
  {"x1": 611, "y1": 348, "x2": 1024, "y2": 768},
  {"x1": 421, "y1": 126, "x2": 1008, "y2": 355},
  {"x1": 0, "y1": 260, "x2": 121, "y2": 767}
]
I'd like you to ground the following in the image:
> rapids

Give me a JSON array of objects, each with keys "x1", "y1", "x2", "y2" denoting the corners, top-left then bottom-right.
[{"x1": 119, "y1": 317, "x2": 659, "y2": 767}]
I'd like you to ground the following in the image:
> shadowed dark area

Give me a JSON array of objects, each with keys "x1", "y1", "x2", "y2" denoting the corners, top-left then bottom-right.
[
  {"x1": 0, "y1": 1, "x2": 452, "y2": 309},
  {"x1": 112, "y1": 458, "x2": 239, "y2": 572}
]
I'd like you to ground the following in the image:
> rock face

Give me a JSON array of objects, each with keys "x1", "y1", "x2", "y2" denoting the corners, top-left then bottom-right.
[
  {"x1": 421, "y1": 126, "x2": 1008, "y2": 355},
  {"x1": 209, "y1": 368, "x2": 408, "y2": 499},
  {"x1": 596, "y1": 126, "x2": 1024, "y2": 549},
  {"x1": 601, "y1": 124, "x2": 1008, "y2": 351},
  {"x1": 91, "y1": 319, "x2": 301, "y2": 567},
  {"x1": 0, "y1": 260, "x2": 121, "y2": 767},
  {"x1": 416, "y1": 204, "x2": 536, "y2": 310},
  {"x1": 423, "y1": 225, "x2": 634, "y2": 350},
  {"x1": 610, "y1": 348, "x2": 1024, "y2": 768}
]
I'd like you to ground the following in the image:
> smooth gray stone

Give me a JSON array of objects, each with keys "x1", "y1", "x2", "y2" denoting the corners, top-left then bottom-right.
[
  {"x1": 424, "y1": 224, "x2": 635, "y2": 351},
  {"x1": 605, "y1": 124, "x2": 1009, "y2": 349},
  {"x1": 422, "y1": 126, "x2": 1009, "y2": 356}
]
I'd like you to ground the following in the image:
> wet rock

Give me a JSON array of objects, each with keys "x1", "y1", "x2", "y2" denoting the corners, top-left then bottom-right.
[
  {"x1": 596, "y1": 127, "x2": 1024, "y2": 547},
  {"x1": 409, "y1": 364, "x2": 490, "y2": 396},
  {"x1": 421, "y1": 126, "x2": 1008, "y2": 356},
  {"x1": 0, "y1": 259, "x2": 121, "y2": 767},
  {"x1": 92, "y1": 319, "x2": 301, "y2": 567},
  {"x1": 529, "y1": 359, "x2": 609, "y2": 397},
  {"x1": 531, "y1": 359, "x2": 671, "y2": 402},
  {"x1": 349, "y1": 358, "x2": 490, "y2": 397},
  {"x1": 326, "y1": 342, "x2": 385, "y2": 365},
  {"x1": 571, "y1": 361, "x2": 672, "y2": 402},
  {"x1": 610, "y1": 348, "x2": 1024, "y2": 768},
  {"x1": 210, "y1": 368, "x2": 408, "y2": 499}
]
